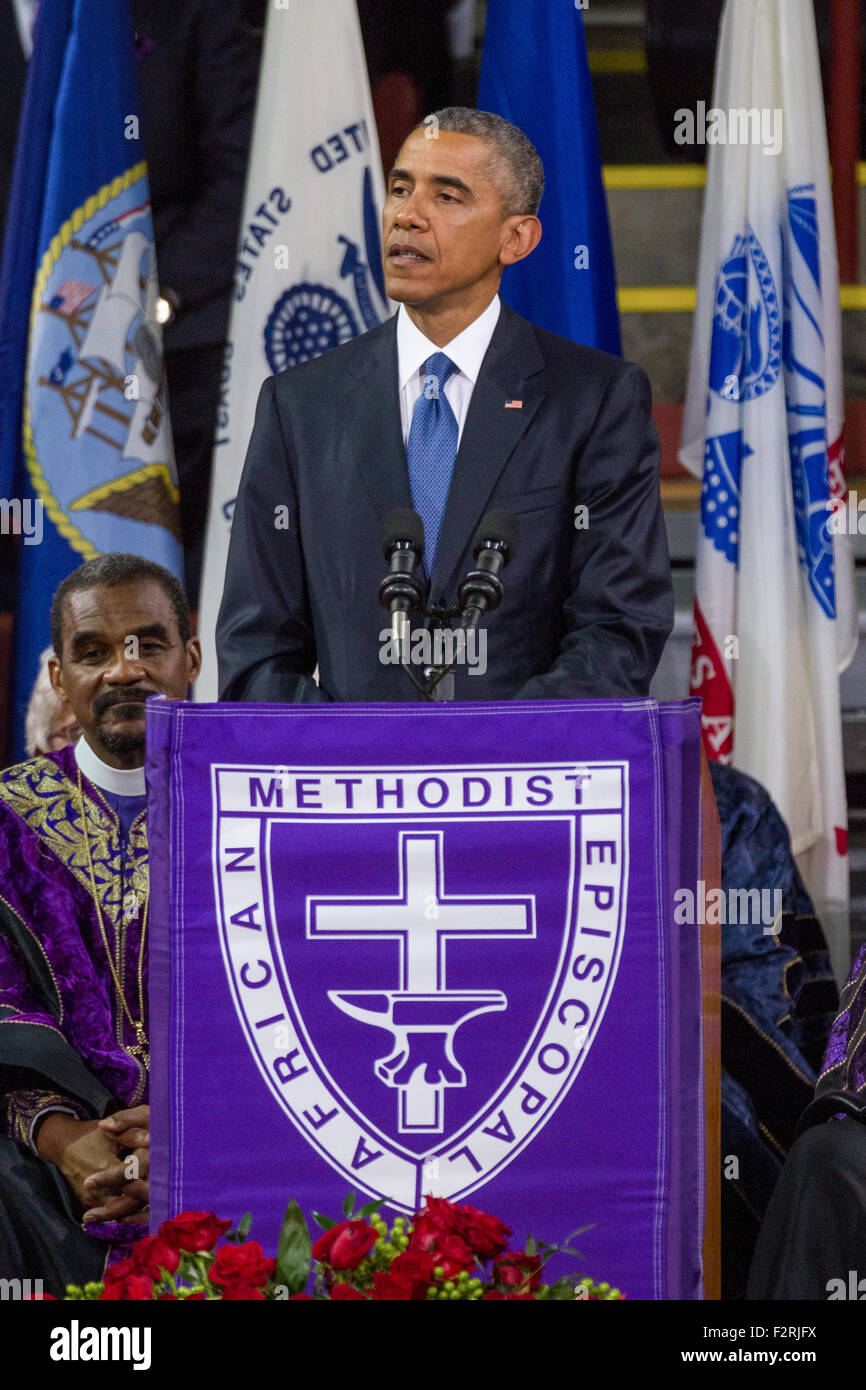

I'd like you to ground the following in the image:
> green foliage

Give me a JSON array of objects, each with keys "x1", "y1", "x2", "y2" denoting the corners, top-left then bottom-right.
[
  {"x1": 225, "y1": 1211, "x2": 253, "y2": 1243},
  {"x1": 357, "y1": 1198, "x2": 387, "y2": 1219},
  {"x1": 274, "y1": 1198, "x2": 312, "y2": 1296}
]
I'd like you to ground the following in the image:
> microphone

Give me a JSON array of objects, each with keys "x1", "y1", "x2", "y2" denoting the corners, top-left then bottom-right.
[
  {"x1": 378, "y1": 509, "x2": 427, "y2": 664},
  {"x1": 457, "y1": 510, "x2": 518, "y2": 630}
]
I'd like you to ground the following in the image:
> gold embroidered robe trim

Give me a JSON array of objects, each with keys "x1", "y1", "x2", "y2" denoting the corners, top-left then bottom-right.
[{"x1": 0, "y1": 755, "x2": 148, "y2": 938}]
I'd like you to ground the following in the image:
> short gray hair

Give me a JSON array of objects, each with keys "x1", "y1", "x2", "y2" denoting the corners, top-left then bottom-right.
[{"x1": 420, "y1": 107, "x2": 544, "y2": 217}]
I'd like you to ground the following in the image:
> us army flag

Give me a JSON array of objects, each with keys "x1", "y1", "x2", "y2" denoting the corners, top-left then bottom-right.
[
  {"x1": 197, "y1": 0, "x2": 389, "y2": 699},
  {"x1": 679, "y1": 0, "x2": 857, "y2": 981}
]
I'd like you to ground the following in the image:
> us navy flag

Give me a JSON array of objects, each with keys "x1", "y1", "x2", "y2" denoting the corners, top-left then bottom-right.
[{"x1": 0, "y1": 0, "x2": 181, "y2": 757}]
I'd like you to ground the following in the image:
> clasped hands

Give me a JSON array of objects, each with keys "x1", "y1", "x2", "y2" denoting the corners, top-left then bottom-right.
[{"x1": 37, "y1": 1104, "x2": 150, "y2": 1226}]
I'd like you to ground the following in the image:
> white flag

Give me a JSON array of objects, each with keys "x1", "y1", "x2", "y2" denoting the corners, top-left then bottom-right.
[
  {"x1": 197, "y1": 0, "x2": 390, "y2": 700},
  {"x1": 679, "y1": 0, "x2": 858, "y2": 982}
]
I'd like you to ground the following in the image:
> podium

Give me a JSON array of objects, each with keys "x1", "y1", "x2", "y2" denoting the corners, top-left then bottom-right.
[{"x1": 146, "y1": 696, "x2": 717, "y2": 1299}]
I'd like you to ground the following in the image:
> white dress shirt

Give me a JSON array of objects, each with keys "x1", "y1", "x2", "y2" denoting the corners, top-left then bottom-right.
[{"x1": 397, "y1": 294, "x2": 501, "y2": 449}]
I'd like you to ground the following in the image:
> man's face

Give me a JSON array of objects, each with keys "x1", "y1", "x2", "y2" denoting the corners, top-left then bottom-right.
[
  {"x1": 50, "y1": 580, "x2": 201, "y2": 766},
  {"x1": 382, "y1": 128, "x2": 524, "y2": 311}
]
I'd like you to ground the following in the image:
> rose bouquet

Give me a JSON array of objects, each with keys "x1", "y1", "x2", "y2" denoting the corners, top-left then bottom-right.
[{"x1": 62, "y1": 1194, "x2": 625, "y2": 1301}]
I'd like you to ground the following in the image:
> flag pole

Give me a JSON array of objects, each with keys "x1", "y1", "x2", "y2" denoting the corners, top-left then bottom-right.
[{"x1": 829, "y1": 0, "x2": 860, "y2": 282}]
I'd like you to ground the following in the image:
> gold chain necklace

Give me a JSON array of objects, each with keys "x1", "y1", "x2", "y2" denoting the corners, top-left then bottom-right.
[{"x1": 77, "y1": 766, "x2": 149, "y2": 1068}]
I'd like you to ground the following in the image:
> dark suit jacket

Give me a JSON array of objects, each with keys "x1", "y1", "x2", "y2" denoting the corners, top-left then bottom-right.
[
  {"x1": 0, "y1": 0, "x2": 27, "y2": 249},
  {"x1": 216, "y1": 301, "x2": 674, "y2": 703},
  {"x1": 131, "y1": 0, "x2": 259, "y2": 352}
]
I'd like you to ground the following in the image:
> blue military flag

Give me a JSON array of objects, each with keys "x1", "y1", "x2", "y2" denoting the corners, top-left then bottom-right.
[
  {"x1": 0, "y1": 0, "x2": 181, "y2": 756},
  {"x1": 477, "y1": 0, "x2": 621, "y2": 354}
]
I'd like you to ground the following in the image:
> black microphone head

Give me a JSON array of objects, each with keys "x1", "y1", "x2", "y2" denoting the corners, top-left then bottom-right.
[
  {"x1": 382, "y1": 508, "x2": 425, "y2": 558},
  {"x1": 473, "y1": 510, "x2": 518, "y2": 560}
]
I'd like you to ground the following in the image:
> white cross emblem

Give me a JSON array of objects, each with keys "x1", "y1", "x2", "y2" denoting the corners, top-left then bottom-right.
[{"x1": 309, "y1": 832, "x2": 535, "y2": 1134}]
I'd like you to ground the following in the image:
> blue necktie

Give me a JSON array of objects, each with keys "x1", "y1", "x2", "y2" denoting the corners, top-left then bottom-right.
[{"x1": 406, "y1": 352, "x2": 459, "y2": 575}]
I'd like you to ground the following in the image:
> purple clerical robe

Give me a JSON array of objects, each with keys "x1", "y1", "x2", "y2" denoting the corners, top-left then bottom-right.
[{"x1": 0, "y1": 743, "x2": 149, "y2": 1256}]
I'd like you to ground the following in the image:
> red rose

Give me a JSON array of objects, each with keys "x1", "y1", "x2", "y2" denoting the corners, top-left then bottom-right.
[
  {"x1": 219, "y1": 1282, "x2": 267, "y2": 1301},
  {"x1": 209, "y1": 1240, "x2": 276, "y2": 1289},
  {"x1": 391, "y1": 1248, "x2": 435, "y2": 1297},
  {"x1": 99, "y1": 1273, "x2": 154, "y2": 1301},
  {"x1": 291, "y1": 1293, "x2": 314, "y2": 1301},
  {"x1": 458, "y1": 1204, "x2": 511, "y2": 1259},
  {"x1": 494, "y1": 1250, "x2": 544, "y2": 1294},
  {"x1": 130, "y1": 1233, "x2": 180, "y2": 1279},
  {"x1": 159, "y1": 1210, "x2": 232, "y2": 1252},
  {"x1": 435, "y1": 1234, "x2": 474, "y2": 1277},
  {"x1": 102, "y1": 1255, "x2": 136, "y2": 1286},
  {"x1": 25, "y1": 1292, "x2": 56, "y2": 1300},
  {"x1": 312, "y1": 1219, "x2": 378, "y2": 1271},
  {"x1": 417, "y1": 1195, "x2": 463, "y2": 1236},
  {"x1": 371, "y1": 1270, "x2": 416, "y2": 1300},
  {"x1": 409, "y1": 1216, "x2": 473, "y2": 1279},
  {"x1": 330, "y1": 1283, "x2": 369, "y2": 1301}
]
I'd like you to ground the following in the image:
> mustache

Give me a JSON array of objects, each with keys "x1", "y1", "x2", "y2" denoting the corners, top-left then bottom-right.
[{"x1": 93, "y1": 687, "x2": 154, "y2": 718}]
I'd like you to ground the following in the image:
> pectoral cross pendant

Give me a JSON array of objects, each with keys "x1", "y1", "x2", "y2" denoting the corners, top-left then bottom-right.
[{"x1": 129, "y1": 1025, "x2": 149, "y2": 1068}]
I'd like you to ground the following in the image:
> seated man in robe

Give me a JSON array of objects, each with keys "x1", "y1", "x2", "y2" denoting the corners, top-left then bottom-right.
[
  {"x1": 746, "y1": 937, "x2": 866, "y2": 1299},
  {"x1": 710, "y1": 761, "x2": 839, "y2": 1299},
  {"x1": 0, "y1": 553, "x2": 200, "y2": 1295}
]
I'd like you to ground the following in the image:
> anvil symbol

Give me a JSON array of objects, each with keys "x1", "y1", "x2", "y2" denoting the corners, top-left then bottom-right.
[
  {"x1": 309, "y1": 832, "x2": 535, "y2": 1134},
  {"x1": 329, "y1": 989, "x2": 506, "y2": 1132}
]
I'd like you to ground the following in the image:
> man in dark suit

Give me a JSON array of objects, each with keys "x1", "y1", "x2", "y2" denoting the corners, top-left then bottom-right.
[
  {"x1": 131, "y1": 0, "x2": 260, "y2": 607},
  {"x1": 217, "y1": 109, "x2": 673, "y2": 703}
]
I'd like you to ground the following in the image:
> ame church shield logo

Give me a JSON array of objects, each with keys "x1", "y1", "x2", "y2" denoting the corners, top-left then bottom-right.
[{"x1": 214, "y1": 761, "x2": 628, "y2": 1212}]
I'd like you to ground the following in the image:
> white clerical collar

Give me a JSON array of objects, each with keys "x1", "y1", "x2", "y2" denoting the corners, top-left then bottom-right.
[
  {"x1": 75, "y1": 737, "x2": 146, "y2": 797},
  {"x1": 397, "y1": 294, "x2": 501, "y2": 392}
]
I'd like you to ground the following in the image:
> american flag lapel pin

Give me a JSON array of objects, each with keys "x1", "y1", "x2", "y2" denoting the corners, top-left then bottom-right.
[{"x1": 505, "y1": 398, "x2": 523, "y2": 409}]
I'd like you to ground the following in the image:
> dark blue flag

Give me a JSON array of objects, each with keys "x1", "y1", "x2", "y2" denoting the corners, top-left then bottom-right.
[
  {"x1": 477, "y1": 0, "x2": 621, "y2": 355},
  {"x1": 0, "y1": 0, "x2": 181, "y2": 757}
]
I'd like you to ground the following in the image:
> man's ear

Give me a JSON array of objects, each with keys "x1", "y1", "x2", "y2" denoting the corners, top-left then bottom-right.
[
  {"x1": 186, "y1": 637, "x2": 203, "y2": 687},
  {"x1": 499, "y1": 215, "x2": 542, "y2": 268},
  {"x1": 48, "y1": 656, "x2": 67, "y2": 703}
]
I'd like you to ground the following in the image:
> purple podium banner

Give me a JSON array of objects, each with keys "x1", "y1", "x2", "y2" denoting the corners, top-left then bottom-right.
[{"x1": 146, "y1": 698, "x2": 704, "y2": 1300}]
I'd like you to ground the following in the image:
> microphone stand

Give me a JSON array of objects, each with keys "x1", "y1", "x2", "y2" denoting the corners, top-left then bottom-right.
[
  {"x1": 397, "y1": 600, "x2": 465, "y2": 701},
  {"x1": 384, "y1": 516, "x2": 515, "y2": 701}
]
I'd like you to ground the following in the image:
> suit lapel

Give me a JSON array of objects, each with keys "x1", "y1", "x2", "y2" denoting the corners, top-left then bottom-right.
[
  {"x1": 340, "y1": 313, "x2": 412, "y2": 521},
  {"x1": 433, "y1": 304, "x2": 546, "y2": 593}
]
